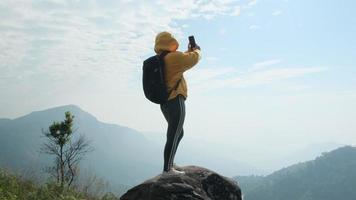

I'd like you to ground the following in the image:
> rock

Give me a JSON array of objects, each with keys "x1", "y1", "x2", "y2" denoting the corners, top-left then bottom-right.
[{"x1": 120, "y1": 165, "x2": 242, "y2": 200}]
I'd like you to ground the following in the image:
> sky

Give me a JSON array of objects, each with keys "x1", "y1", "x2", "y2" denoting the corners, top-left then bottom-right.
[{"x1": 1, "y1": 0, "x2": 356, "y2": 169}]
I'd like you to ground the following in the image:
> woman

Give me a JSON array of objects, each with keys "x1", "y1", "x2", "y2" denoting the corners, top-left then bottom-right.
[{"x1": 154, "y1": 31, "x2": 202, "y2": 174}]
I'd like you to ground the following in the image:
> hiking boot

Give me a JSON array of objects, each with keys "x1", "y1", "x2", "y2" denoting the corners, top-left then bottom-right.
[
  {"x1": 172, "y1": 163, "x2": 184, "y2": 171},
  {"x1": 169, "y1": 167, "x2": 185, "y2": 175}
]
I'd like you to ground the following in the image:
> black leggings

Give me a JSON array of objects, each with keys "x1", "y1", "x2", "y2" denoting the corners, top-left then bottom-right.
[{"x1": 160, "y1": 94, "x2": 186, "y2": 172}]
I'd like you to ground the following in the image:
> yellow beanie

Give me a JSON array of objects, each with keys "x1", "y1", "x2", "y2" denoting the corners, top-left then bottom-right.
[{"x1": 154, "y1": 31, "x2": 179, "y2": 54}]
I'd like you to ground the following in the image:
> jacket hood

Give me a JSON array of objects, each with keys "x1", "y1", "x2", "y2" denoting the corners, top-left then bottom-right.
[{"x1": 154, "y1": 31, "x2": 179, "y2": 54}]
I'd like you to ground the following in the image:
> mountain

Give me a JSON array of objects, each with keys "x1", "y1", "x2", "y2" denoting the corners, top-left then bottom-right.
[
  {"x1": 0, "y1": 104, "x2": 162, "y2": 194},
  {"x1": 235, "y1": 146, "x2": 356, "y2": 200},
  {"x1": 260, "y1": 142, "x2": 344, "y2": 173},
  {"x1": 0, "y1": 118, "x2": 11, "y2": 124},
  {"x1": 0, "y1": 104, "x2": 260, "y2": 195}
]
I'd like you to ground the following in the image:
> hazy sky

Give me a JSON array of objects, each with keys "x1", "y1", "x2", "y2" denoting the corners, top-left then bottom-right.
[{"x1": 1, "y1": 0, "x2": 356, "y2": 165}]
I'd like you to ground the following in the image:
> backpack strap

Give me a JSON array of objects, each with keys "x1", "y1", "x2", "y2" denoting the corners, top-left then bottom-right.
[
  {"x1": 168, "y1": 78, "x2": 182, "y2": 97},
  {"x1": 158, "y1": 50, "x2": 170, "y2": 58},
  {"x1": 157, "y1": 51, "x2": 170, "y2": 84}
]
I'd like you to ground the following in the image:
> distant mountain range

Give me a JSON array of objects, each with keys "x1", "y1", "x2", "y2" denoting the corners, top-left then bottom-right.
[
  {"x1": 236, "y1": 146, "x2": 356, "y2": 200},
  {"x1": 0, "y1": 104, "x2": 256, "y2": 194},
  {"x1": 2, "y1": 104, "x2": 353, "y2": 197},
  {"x1": 259, "y1": 142, "x2": 344, "y2": 173},
  {"x1": 0, "y1": 105, "x2": 163, "y2": 193}
]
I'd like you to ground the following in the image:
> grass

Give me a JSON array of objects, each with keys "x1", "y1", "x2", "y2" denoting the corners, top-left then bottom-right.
[{"x1": 0, "y1": 169, "x2": 118, "y2": 200}]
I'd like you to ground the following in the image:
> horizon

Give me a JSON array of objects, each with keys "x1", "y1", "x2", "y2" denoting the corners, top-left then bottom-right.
[
  {"x1": 0, "y1": 103, "x2": 352, "y2": 174},
  {"x1": 1, "y1": 0, "x2": 356, "y2": 172}
]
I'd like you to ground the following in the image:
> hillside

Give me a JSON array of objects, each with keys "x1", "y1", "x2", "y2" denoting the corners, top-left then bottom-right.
[
  {"x1": 236, "y1": 146, "x2": 356, "y2": 200},
  {"x1": 0, "y1": 104, "x2": 162, "y2": 193},
  {"x1": 0, "y1": 104, "x2": 257, "y2": 196},
  {"x1": 0, "y1": 168, "x2": 118, "y2": 200}
]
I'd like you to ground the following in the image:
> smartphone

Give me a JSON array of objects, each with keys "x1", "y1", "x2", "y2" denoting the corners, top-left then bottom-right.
[{"x1": 188, "y1": 35, "x2": 196, "y2": 48}]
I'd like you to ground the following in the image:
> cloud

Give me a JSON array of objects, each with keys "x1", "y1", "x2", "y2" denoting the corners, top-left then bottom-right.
[
  {"x1": 229, "y1": 67, "x2": 325, "y2": 88},
  {"x1": 247, "y1": 12, "x2": 255, "y2": 17},
  {"x1": 0, "y1": 0, "x2": 245, "y2": 96},
  {"x1": 250, "y1": 59, "x2": 282, "y2": 71},
  {"x1": 187, "y1": 67, "x2": 236, "y2": 84},
  {"x1": 272, "y1": 10, "x2": 283, "y2": 16},
  {"x1": 182, "y1": 24, "x2": 189, "y2": 28},
  {"x1": 219, "y1": 28, "x2": 227, "y2": 35},
  {"x1": 248, "y1": 0, "x2": 258, "y2": 6},
  {"x1": 206, "y1": 56, "x2": 220, "y2": 61},
  {"x1": 231, "y1": 5, "x2": 241, "y2": 16},
  {"x1": 186, "y1": 59, "x2": 326, "y2": 93},
  {"x1": 249, "y1": 25, "x2": 260, "y2": 30}
]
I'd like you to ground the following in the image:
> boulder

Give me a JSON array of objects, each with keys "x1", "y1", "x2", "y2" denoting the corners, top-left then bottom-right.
[{"x1": 120, "y1": 165, "x2": 242, "y2": 200}]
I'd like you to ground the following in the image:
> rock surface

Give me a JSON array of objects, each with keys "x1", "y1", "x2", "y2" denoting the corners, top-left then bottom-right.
[{"x1": 120, "y1": 165, "x2": 242, "y2": 200}]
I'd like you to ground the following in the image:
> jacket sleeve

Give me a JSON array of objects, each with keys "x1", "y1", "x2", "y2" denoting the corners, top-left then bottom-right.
[{"x1": 176, "y1": 49, "x2": 201, "y2": 72}]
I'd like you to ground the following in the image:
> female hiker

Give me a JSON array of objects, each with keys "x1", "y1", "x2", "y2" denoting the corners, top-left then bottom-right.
[{"x1": 154, "y1": 31, "x2": 202, "y2": 174}]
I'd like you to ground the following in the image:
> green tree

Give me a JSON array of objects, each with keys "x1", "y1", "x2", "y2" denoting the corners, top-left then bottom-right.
[{"x1": 41, "y1": 111, "x2": 93, "y2": 189}]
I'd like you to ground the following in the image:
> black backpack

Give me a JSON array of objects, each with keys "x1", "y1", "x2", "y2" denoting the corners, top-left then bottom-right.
[{"x1": 142, "y1": 51, "x2": 181, "y2": 104}]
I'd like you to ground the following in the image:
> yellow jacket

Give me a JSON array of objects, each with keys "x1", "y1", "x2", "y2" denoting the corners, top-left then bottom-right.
[{"x1": 154, "y1": 31, "x2": 202, "y2": 101}]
